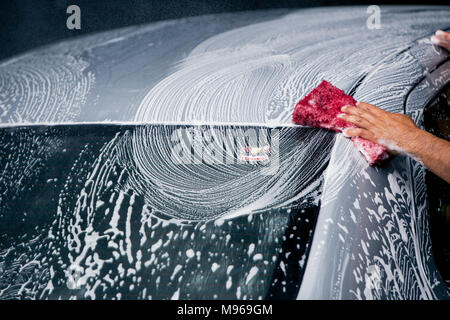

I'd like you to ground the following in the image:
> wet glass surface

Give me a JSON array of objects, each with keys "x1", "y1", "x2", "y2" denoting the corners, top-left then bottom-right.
[
  {"x1": 0, "y1": 124, "x2": 333, "y2": 299},
  {"x1": 423, "y1": 82, "x2": 450, "y2": 285}
]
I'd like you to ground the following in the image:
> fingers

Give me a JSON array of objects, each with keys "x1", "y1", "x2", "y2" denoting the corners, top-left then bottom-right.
[
  {"x1": 431, "y1": 30, "x2": 450, "y2": 50},
  {"x1": 431, "y1": 36, "x2": 450, "y2": 50},
  {"x1": 340, "y1": 105, "x2": 360, "y2": 118},
  {"x1": 356, "y1": 101, "x2": 386, "y2": 116},
  {"x1": 342, "y1": 127, "x2": 377, "y2": 142},
  {"x1": 343, "y1": 128, "x2": 399, "y2": 155},
  {"x1": 436, "y1": 30, "x2": 450, "y2": 42},
  {"x1": 337, "y1": 113, "x2": 372, "y2": 129},
  {"x1": 339, "y1": 101, "x2": 382, "y2": 128},
  {"x1": 342, "y1": 103, "x2": 380, "y2": 123},
  {"x1": 342, "y1": 101, "x2": 384, "y2": 117}
]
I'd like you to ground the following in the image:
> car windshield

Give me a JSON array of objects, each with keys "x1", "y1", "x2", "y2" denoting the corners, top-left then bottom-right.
[{"x1": 0, "y1": 123, "x2": 334, "y2": 299}]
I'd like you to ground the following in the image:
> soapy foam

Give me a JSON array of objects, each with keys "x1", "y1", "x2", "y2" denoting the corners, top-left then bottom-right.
[{"x1": 1, "y1": 6, "x2": 450, "y2": 300}]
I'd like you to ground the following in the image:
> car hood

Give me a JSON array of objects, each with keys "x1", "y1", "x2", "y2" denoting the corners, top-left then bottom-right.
[{"x1": 0, "y1": 6, "x2": 449, "y2": 125}]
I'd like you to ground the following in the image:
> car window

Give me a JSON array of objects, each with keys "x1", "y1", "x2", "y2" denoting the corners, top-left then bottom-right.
[
  {"x1": 0, "y1": 124, "x2": 334, "y2": 299},
  {"x1": 423, "y1": 83, "x2": 450, "y2": 141},
  {"x1": 423, "y1": 82, "x2": 450, "y2": 286}
]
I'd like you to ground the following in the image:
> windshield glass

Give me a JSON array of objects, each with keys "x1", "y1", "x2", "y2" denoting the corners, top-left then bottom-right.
[{"x1": 0, "y1": 124, "x2": 334, "y2": 299}]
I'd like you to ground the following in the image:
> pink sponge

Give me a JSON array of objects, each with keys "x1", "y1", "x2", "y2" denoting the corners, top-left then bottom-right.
[{"x1": 292, "y1": 80, "x2": 389, "y2": 165}]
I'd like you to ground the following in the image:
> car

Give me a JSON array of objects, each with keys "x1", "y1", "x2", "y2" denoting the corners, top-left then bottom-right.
[{"x1": 0, "y1": 5, "x2": 449, "y2": 300}]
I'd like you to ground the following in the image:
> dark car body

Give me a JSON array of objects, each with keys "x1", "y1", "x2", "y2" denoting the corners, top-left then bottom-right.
[{"x1": 0, "y1": 6, "x2": 449, "y2": 299}]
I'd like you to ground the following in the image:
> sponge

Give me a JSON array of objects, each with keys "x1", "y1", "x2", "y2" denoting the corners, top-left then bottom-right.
[{"x1": 292, "y1": 80, "x2": 389, "y2": 165}]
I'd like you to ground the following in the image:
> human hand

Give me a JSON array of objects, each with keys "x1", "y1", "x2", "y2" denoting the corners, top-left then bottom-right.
[
  {"x1": 339, "y1": 102, "x2": 450, "y2": 183},
  {"x1": 431, "y1": 30, "x2": 450, "y2": 51},
  {"x1": 338, "y1": 102, "x2": 422, "y2": 155}
]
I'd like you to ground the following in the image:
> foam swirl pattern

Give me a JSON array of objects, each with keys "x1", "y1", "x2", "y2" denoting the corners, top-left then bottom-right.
[
  {"x1": 0, "y1": 6, "x2": 450, "y2": 300},
  {"x1": 0, "y1": 124, "x2": 330, "y2": 299},
  {"x1": 0, "y1": 54, "x2": 94, "y2": 123},
  {"x1": 117, "y1": 125, "x2": 332, "y2": 221}
]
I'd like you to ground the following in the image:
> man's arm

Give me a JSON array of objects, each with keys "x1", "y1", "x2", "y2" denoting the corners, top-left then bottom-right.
[{"x1": 338, "y1": 102, "x2": 450, "y2": 184}]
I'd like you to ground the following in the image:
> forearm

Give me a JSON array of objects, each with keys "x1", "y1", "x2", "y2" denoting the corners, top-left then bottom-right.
[{"x1": 407, "y1": 129, "x2": 450, "y2": 184}]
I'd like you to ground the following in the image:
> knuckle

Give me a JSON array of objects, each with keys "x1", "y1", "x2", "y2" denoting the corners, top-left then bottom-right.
[
  {"x1": 344, "y1": 106, "x2": 357, "y2": 114},
  {"x1": 350, "y1": 116, "x2": 360, "y2": 123},
  {"x1": 358, "y1": 103, "x2": 369, "y2": 111}
]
